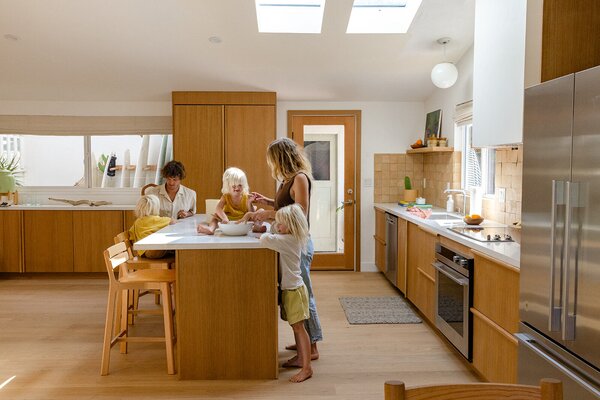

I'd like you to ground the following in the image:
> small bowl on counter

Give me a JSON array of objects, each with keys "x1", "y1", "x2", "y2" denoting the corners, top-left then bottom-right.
[
  {"x1": 464, "y1": 215, "x2": 484, "y2": 225},
  {"x1": 217, "y1": 221, "x2": 253, "y2": 236}
]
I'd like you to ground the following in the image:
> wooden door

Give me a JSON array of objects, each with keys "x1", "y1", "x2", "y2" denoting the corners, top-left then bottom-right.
[
  {"x1": 288, "y1": 111, "x2": 361, "y2": 271},
  {"x1": 406, "y1": 222, "x2": 419, "y2": 303},
  {"x1": 24, "y1": 211, "x2": 73, "y2": 272},
  {"x1": 73, "y1": 211, "x2": 124, "y2": 272},
  {"x1": 0, "y1": 210, "x2": 22, "y2": 272},
  {"x1": 225, "y1": 105, "x2": 276, "y2": 199},
  {"x1": 173, "y1": 105, "x2": 224, "y2": 213},
  {"x1": 416, "y1": 226, "x2": 437, "y2": 323}
]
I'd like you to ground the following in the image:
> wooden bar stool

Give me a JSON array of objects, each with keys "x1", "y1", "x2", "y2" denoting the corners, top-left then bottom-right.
[
  {"x1": 100, "y1": 242, "x2": 176, "y2": 376},
  {"x1": 383, "y1": 378, "x2": 562, "y2": 400}
]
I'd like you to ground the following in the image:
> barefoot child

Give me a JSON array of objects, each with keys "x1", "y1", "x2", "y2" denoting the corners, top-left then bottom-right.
[
  {"x1": 129, "y1": 194, "x2": 175, "y2": 258},
  {"x1": 197, "y1": 167, "x2": 256, "y2": 235},
  {"x1": 259, "y1": 204, "x2": 313, "y2": 383}
]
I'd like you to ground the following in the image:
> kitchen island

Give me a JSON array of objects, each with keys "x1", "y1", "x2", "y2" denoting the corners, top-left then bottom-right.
[{"x1": 134, "y1": 215, "x2": 278, "y2": 380}]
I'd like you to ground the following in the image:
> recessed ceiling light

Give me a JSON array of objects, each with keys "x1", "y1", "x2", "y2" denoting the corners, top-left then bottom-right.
[
  {"x1": 346, "y1": 0, "x2": 422, "y2": 34},
  {"x1": 208, "y1": 36, "x2": 222, "y2": 44},
  {"x1": 4, "y1": 34, "x2": 20, "y2": 41},
  {"x1": 255, "y1": 0, "x2": 326, "y2": 34}
]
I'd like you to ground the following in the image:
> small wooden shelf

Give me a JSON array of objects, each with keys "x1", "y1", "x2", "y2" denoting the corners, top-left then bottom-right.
[{"x1": 407, "y1": 146, "x2": 454, "y2": 154}]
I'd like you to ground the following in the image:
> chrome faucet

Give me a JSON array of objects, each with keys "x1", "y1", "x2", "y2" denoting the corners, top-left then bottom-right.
[{"x1": 444, "y1": 187, "x2": 469, "y2": 215}]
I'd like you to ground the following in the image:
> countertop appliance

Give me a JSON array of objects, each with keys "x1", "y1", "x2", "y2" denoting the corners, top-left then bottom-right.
[
  {"x1": 449, "y1": 226, "x2": 514, "y2": 243},
  {"x1": 384, "y1": 213, "x2": 398, "y2": 285},
  {"x1": 517, "y1": 65, "x2": 600, "y2": 400},
  {"x1": 433, "y1": 243, "x2": 473, "y2": 360}
]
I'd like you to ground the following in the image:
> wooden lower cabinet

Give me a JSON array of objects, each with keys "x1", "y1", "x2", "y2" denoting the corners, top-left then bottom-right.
[
  {"x1": 73, "y1": 211, "x2": 125, "y2": 272},
  {"x1": 24, "y1": 211, "x2": 74, "y2": 272},
  {"x1": 471, "y1": 249, "x2": 520, "y2": 383},
  {"x1": 406, "y1": 222, "x2": 438, "y2": 323},
  {"x1": 396, "y1": 218, "x2": 407, "y2": 293},
  {"x1": 374, "y1": 208, "x2": 386, "y2": 273},
  {"x1": 472, "y1": 308, "x2": 518, "y2": 383},
  {"x1": 0, "y1": 210, "x2": 22, "y2": 272}
]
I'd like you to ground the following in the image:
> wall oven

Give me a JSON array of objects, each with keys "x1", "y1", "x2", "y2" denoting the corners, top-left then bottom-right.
[{"x1": 433, "y1": 243, "x2": 474, "y2": 360}]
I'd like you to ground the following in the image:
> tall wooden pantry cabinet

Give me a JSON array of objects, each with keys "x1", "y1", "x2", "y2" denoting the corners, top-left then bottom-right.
[{"x1": 172, "y1": 92, "x2": 276, "y2": 213}]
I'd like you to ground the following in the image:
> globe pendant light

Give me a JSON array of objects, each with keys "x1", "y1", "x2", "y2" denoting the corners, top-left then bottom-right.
[{"x1": 431, "y1": 37, "x2": 458, "y2": 89}]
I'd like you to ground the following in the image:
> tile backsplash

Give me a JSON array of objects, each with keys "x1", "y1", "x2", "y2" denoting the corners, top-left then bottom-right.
[{"x1": 374, "y1": 146, "x2": 523, "y2": 225}]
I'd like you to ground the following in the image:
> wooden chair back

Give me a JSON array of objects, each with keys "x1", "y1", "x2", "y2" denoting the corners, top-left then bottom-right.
[
  {"x1": 114, "y1": 231, "x2": 136, "y2": 258},
  {"x1": 103, "y1": 242, "x2": 130, "y2": 285},
  {"x1": 205, "y1": 199, "x2": 220, "y2": 216},
  {"x1": 384, "y1": 378, "x2": 563, "y2": 400},
  {"x1": 141, "y1": 183, "x2": 158, "y2": 196}
]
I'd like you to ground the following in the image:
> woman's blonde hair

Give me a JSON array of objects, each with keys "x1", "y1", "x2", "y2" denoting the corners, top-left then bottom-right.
[
  {"x1": 275, "y1": 204, "x2": 309, "y2": 247},
  {"x1": 135, "y1": 194, "x2": 161, "y2": 218},
  {"x1": 221, "y1": 167, "x2": 250, "y2": 195},
  {"x1": 266, "y1": 138, "x2": 313, "y2": 182}
]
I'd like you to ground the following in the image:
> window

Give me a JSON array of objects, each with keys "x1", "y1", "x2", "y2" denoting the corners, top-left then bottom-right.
[
  {"x1": 0, "y1": 134, "x2": 172, "y2": 188},
  {"x1": 346, "y1": 0, "x2": 422, "y2": 33},
  {"x1": 255, "y1": 0, "x2": 326, "y2": 33},
  {"x1": 459, "y1": 124, "x2": 495, "y2": 195}
]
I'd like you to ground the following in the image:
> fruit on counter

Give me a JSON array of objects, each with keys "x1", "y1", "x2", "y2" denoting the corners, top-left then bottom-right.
[
  {"x1": 415, "y1": 139, "x2": 422, "y2": 145},
  {"x1": 466, "y1": 214, "x2": 482, "y2": 219}
]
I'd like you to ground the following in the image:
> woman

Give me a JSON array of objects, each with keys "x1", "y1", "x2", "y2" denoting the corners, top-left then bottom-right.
[
  {"x1": 242, "y1": 137, "x2": 323, "y2": 368},
  {"x1": 145, "y1": 160, "x2": 196, "y2": 219}
]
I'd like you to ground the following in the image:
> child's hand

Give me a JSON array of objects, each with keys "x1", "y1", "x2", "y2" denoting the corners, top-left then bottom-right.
[
  {"x1": 169, "y1": 219, "x2": 177, "y2": 225},
  {"x1": 250, "y1": 192, "x2": 268, "y2": 205}
]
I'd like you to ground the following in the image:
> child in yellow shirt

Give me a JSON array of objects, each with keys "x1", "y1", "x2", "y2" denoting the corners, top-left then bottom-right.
[
  {"x1": 129, "y1": 194, "x2": 174, "y2": 258},
  {"x1": 197, "y1": 167, "x2": 257, "y2": 235}
]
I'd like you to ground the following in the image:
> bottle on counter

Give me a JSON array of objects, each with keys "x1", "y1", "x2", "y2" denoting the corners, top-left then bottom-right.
[{"x1": 446, "y1": 195, "x2": 454, "y2": 213}]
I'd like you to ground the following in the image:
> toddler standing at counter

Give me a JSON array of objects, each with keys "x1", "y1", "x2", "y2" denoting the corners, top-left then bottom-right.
[
  {"x1": 197, "y1": 167, "x2": 256, "y2": 235},
  {"x1": 259, "y1": 204, "x2": 313, "y2": 383},
  {"x1": 129, "y1": 194, "x2": 175, "y2": 259}
]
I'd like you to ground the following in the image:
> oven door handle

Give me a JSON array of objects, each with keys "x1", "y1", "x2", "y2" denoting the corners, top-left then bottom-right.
[{"x1": 432, "y1": 261, "x2": 469, "y2": 286}]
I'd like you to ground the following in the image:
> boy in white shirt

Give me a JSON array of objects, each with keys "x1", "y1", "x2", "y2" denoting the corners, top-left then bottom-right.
[{"x1": 259, "y1": 204, "x2": 312, "y2": 383}]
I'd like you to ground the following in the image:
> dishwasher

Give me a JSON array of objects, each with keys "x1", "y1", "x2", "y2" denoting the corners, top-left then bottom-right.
[{"x1": 384, "y1": 213, "x2": 398, "y2": 285}]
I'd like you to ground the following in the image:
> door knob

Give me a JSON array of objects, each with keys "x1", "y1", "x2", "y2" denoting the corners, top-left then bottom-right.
[{"x1": 343, "y1": 200, "x2": 354, "y2": 206}]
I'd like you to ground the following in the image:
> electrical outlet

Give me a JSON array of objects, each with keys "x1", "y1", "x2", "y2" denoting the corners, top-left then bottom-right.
[
  {"x1": 498, "y1": 188, "x2": 506, "y2": 203},
  {"x1": 423, "y1": 178, "x2": 427, "y2": 189}
]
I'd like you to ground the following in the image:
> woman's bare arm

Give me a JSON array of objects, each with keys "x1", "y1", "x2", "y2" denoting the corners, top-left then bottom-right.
[{"x1": 289, "y1": 173, "x2": 310, "y2": 217}]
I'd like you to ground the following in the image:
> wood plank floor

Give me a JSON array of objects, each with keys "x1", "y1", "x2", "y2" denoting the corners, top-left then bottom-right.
[{"x1": 0, "y1": 272, "x2": 479, "y2": 399}]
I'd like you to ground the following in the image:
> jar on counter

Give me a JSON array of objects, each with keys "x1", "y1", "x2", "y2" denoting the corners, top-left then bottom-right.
[
  {"x1": 438, "y1": 138, "x2": 447, "y2": 147},
  {"x1": 427, "y1": 138, "x2": 438, "y2": 147}
]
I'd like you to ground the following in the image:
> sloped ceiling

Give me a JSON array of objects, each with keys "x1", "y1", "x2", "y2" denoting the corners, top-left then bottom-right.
[{"x1": 0, "y1": 0, "x2": 474, "y2": 102}]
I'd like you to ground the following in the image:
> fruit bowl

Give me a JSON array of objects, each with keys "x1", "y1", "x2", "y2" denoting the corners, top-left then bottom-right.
[
  {"x1": 464, "y1": 215, "x2": 484, "y2": 225},
  {"x1": 410, "y1": 143, "x2": 425, "y2": 149},
  {"x1": 217, "y1": 221, "x2": 253, "y2": 236}
]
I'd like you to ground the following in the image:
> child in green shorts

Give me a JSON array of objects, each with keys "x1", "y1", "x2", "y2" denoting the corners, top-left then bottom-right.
[{"x1": 259, "y1": 204, "x2": 312, "y2": 383}]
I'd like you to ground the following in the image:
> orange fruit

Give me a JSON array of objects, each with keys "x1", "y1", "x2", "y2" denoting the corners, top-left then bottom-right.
[
  {"x1": 416, "y1": 139, "x2": 422, "y2": 144},
  {"x1": 471, "y1": 214, "x2": 482, "y2": 219}
]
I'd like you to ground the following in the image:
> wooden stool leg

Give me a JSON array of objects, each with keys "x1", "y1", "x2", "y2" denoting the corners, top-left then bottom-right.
[
  {"x1": 384, "y1": 381, "x2": 406, "y2": 400},
  {"x1": 120, "y1": 289, "x2": 129, "y2": 354},
  {"x1": 128, "y1": 289, "x2": 138, "y2": 325},
  {"x1": 101, "y1": 287, "x2": 117, "y2": 376},
  {"x1": 155, "y1": 291, "x2": 161, "y2": 305},
  {"x1": 161, "y1": 282, "x2": 175, "y2": 375}
]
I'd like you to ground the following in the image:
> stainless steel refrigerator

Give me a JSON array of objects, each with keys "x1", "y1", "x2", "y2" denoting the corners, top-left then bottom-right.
[{"x1": 518, "y1": 65, "x2": 600, "y2": 399}]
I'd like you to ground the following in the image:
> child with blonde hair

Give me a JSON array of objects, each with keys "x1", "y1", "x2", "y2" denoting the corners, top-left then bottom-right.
[
  {"x1": 259, "y1": 204, "x2": 312, "y2": 383},
  {"x1": 129, "y1": 194, "x2": 175, "y2": 258},
  {"x1": 197, "y1": 167, "x2": 257, "y2": 235}
]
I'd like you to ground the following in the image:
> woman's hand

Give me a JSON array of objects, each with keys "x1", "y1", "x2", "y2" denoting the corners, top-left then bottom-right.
[
  {"x1": 177, "y1": 210, "x2": 192, "y2": 219},
  {"x1": 240, "y1": 209, "x2": 274, "y2": 223},
  {"x1": 250, "y1": 192, "x2": 273, "y2": 206}
]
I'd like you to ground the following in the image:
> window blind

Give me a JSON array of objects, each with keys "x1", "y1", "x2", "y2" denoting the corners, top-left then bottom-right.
[
  {"x1": 454, "y1": 100, "x2": 473, "y2": 127},
  {"x1": 0, "y1": 115, "x2": 172, "y2": 135}
]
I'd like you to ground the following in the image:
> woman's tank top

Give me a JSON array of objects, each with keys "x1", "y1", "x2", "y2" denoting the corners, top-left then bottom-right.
[
  {"x1": 223, "y1": 193, "x2": 249, "y2": 221},
  {"x1": 274, "y1": 172, "x2": 312, "y2": 221}
]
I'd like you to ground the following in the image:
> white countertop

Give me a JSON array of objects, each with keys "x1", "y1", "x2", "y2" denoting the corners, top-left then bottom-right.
[
  {"x1": 134, "y1": 214, "x2": 268, "y2": 251},
  {"x1": 374, "y1": 203, "x2": 520, "y2": 268},
  {"x1": 0, "y1": 204, "x2": 135, "y2": 210}
]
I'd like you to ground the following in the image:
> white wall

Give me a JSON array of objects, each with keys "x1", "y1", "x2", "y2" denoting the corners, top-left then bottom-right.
[
  {"x1": 424, "y1": 45, "x2": 474, "y2": 147},
  {"x1": 277, "y1": 101, "x2": 425, "y2": 272},
  {"x1": 0, "y1": 101, "x2": 171, "y2": 116}
]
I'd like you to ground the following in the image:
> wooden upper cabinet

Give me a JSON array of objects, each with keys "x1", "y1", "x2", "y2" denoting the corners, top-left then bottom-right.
[
  {"x1": 24, "y1": 211, "x2": 74, "y2": 272},
  {"x1": 173, "y1": 104, "x2": 225, "y2": 213},
  {"x1": 541, "y1": 0, "x2": 600, "y2": 82},
  {"x1": 0, "y1": 210, "x2": 22, "y2": 272},
  {"x1": 73, "y1": 211, "x2": 124, "y2": 272},
  {"x1": 173, "y1": 92, "x2": 276, "y2": 213},
  {"x1": 225, "y1": 105, "x2": 276, "y2": 199}
]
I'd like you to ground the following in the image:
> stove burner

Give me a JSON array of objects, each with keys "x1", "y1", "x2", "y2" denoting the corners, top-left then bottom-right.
[{"x1": 449, "y1": 226, "x2": 515, "y2": 242}]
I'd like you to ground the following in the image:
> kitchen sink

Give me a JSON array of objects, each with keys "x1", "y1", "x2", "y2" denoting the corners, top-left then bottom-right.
[{"x1": 427, "y1": 213, "x2": 462, "y2": 221}]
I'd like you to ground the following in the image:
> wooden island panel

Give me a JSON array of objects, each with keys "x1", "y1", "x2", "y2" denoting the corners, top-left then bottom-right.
[{"x1": 176, "y1": 248, "x2": 278, "y2": 380}]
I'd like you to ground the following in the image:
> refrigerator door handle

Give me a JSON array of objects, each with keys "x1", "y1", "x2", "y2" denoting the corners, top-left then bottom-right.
[
  {"x1": 562, "y1": 181, "x2": 577, "y2": 341},
  {"x1": 516, "y1": 332, "x2": 600, "y2": 397},
  {"x1": 549, "y1": 180, "x2": 564, "y2": 332}
]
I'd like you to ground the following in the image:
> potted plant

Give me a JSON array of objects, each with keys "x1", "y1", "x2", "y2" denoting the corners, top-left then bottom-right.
[
  {"x1": 0, "y1": 152, "x2": 21, "y2": 193},
  {"x1": 403, "y1": 176, "x2": 418, "y2": 202}
]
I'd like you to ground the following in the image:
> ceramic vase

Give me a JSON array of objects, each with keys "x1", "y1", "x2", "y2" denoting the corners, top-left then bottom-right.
[
  {"x1": 403, "y1": 189, "x2": 418, "y2": 202},
  {"x1": 0, "y1": 170, "x2": 16, "y2": 193}
]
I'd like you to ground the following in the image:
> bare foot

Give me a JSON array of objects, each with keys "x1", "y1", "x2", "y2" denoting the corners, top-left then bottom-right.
[
  {"x1": 282, "y1": 352, "x2": 319, "y2": 368},
  {"x1": 289, "y1": 367, "x2": 313, "y2": 383},
  {"x1": 196, "y1": 224, "x2": 214, "y2": 235}
]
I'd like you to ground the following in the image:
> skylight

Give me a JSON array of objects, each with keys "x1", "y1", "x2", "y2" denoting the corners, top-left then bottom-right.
[
  {"x1": 346, "y1": 0, "x2": 422, "y2": 33},
  {"x1": 255, "y1": 0, "x2": 326, "y2": 33}
]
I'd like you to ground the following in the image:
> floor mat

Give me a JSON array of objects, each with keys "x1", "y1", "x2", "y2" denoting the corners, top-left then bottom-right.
[{"x1": 339, "y1": 296, "x2": 422, "y2": 324}]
